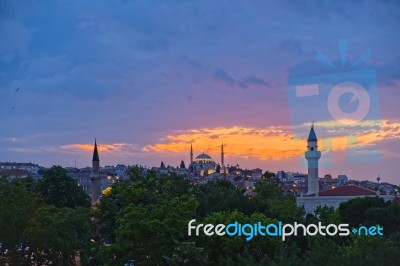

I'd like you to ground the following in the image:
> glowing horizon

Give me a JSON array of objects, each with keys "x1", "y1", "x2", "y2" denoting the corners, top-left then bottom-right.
[{"x1": 146, "y1": 120, "x2": 399, "y2": 160}]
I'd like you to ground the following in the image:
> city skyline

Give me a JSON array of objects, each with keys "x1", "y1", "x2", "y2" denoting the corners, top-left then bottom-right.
[{"x1": 1, "y1": 1, "x2": 399, "y2": 183}]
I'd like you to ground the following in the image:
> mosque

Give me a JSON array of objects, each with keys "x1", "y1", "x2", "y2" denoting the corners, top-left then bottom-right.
[
  {"x1": 189, "y1": 143, "x2": 226, "y2": 176},
  {"x1": 297, "y1": 124, "x2": 396, "y2": 214}
]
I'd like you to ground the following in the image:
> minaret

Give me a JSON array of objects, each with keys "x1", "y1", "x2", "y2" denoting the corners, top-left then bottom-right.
[
  {"x1": 305, "y1": 123, "x2": 321, "y2": 196},
  {"x1": 92, "y1": 138, "x2": 100, "y2": 174},
  {"x1": 91, "y1": 139, "x2": 101, "y2": 206},
  {"x1": 221, "y1": 142, "x2": 226, "y2": 176},
  {"x1": 221, "y1": 142, "x2": 225, "y2": 167},
  {"x1": 190, "y1": 143, "x2": 193, "y2": 165}
]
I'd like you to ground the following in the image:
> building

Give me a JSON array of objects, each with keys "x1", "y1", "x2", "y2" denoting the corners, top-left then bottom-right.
[
  {"x1": 69, "y1": 139, "x2": 120, "y2": 206},
  {"x1": 0, "y1": 162, "x2": 41, "y2": 175},
  {"x1": 297, "y1": 124, "x2": 396, "y2": 214},
  {"x1": 293, "y1": 173, "x2": 308, "y2": 184},
  {"x1": 189, "y1": 143, "x2": 226, "y2": 176},
  {"x1": 191, "y1": 153, "x2": 216, "y2": 176},
  {"x1": 298, "y1": 185, "x2": 395, "y2": 214},
  {"x1": 0, "y1": 168, "x2": 41, "y2": 180},
  {"x1": 90, "y1": 139, "x2": 102, "y2": 206},
  {"x1": 305, "y1": 123, "x2": 321, "y2": 195}
]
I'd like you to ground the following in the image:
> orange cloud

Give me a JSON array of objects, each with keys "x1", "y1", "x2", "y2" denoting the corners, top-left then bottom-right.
[
  {"x1": 61, "y1": 143, "x2": 133, "y2": 153},
  {"x1": 354, "y1": 120, "x2": 400, "y2": 146},
  {"x1": 146, "y1": 120, "x2": 400, "y2": 160},
  {"x1": 146, "y1": 126, "x2": 305, "y2": 160}
]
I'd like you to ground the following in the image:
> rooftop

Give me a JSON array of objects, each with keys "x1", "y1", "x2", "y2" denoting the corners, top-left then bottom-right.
[
  {"x1": 319, "y1": 185, "x2": 376, "y2": 196},
  {"x1": 195, "y1": 153, "x2": 212, "y2": 160}
]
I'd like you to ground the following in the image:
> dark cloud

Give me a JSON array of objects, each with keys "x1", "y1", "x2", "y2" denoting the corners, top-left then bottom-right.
[
  {"x1": 240, "y1": 76, "x2": 270, "y2": 88},
  {"x1": 214, "y1": 69, "x2": 236, "y2": 87},
  {"x1": 214, "y1": 69, "x2": 270, "y2": 89}
]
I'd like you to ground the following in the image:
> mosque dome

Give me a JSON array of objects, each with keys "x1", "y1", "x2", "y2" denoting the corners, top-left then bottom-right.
[
  {"x1": 193, "y1": 153, "x2": 215, "y2": 164},
  {"x1": 195, "y1": 153, "x2": 212, "y2": 160}
]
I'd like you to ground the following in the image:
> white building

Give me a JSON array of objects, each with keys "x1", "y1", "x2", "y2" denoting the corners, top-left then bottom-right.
[
  {"x1": 0, "y1": 162, "x2": 40, "y2": 175},
  {"x1": 298, "y1": 185, "x2": 395, "y2": 214},
  {"x1": 297, "y1": 124, "x2": 396, "y2": 214},
  {"x1": 305, "y1": 123, "x2": 321, "y2": 195}
]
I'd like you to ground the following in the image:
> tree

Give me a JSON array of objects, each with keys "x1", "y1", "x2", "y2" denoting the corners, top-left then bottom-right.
[
  {"x1": 254, "y1": 180, "x2": 304, "y2": 223},
  {"x1": 262, "y1": 170, "x2": 276, "y2": 180},
  {"x1": 303, "y1": 236, "x2": 343, "y2": 266},
  {"x1": 194, "y1": 180, "x2": 252, "y2": 217},
  {"x1": 364, "y1": 204, "x2": 400, "y2": 234},
  {"x1": 315, "y1": 205, "x2": 340, "y2": 225},
  {"x1": 164, "y1": 241, "x2": 208, "y2": 265},
  {"x1": 95, "y1": 166, "x2": 194, "y2": 250},
  {"x1": 160, "y1": 161, "x2": 166, "y2": 169},
  {"x1": 0, "y1": 177, "x2": 92, "y2": 265},
  {"x1": 342, "y1": 236, "x2": 400, "y2": 265},
  {"x1": 338, "y1": 197, "x2": 400, "y2": 229},
  {"x1": 216, "y1": 164, "x2": 221, "y2": 173},
  {"x1": 37, "y1": 166, "x2": 90, "y2": 208},
  {"x1": 0, "y1": 177, "x2": 42, "y2": 264},
  {"x1": 338, "y1": 196, "x2": 400, "y2": 247},
  {"x1": 26, "y1": 206, "x2": 92, "y2": 265},
  {"x1": 180, "y1": 160, "x2": 186, "y2": 169},
  {"x1": 101, "y1": 194, "x2": 198, "y2": 265},
  {"x1": 90, "y1": 163, "x2": 400, "y2": 265},
  {"x1": 196, "y1": 210, "x2": 282, "y2": 265},
  {"x1": 254, "y1": 179, "x2": 282, "y2": 199}
]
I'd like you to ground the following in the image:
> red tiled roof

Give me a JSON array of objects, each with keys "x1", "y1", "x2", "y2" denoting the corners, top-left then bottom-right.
[
  {"x1": 394, "y1": 197, "x2": 400, "y2": 206},
  {"x1": 319, "y1": 185, "x2": 376, "y2": 196}
]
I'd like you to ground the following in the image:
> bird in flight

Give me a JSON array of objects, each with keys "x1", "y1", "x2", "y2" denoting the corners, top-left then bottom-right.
[
  {"x1": 16, "y1": 88, "x2": 20, "y2": 92},
  {"x1": 11, "y1": 107, "x2": 16, "y2": 111}
]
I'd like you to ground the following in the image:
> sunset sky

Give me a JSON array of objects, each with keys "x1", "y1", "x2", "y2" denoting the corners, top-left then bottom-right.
[{"x1": 1, "y1": 1, "x2": 399, "y2": 183}]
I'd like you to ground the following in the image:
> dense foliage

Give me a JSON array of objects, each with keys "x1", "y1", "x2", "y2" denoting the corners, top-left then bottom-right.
[
  {"x1": 38, "y1": 166, "x2": 91, "y2": 209},
  {"x1": 92, "y1": 166, "x2": 400, "y2": 265},
  {"x1": 1, "y1": 165, "x2": 400, "y2": 265},
  {"x1": 0, "y1": 167, "x2": 91, "y2": 265}
]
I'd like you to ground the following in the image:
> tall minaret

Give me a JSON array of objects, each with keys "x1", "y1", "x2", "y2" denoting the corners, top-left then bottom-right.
[
  {"x1": 190, "y1": 143, "x2": 193, "y2": 165},
  {"x1": 305, "y1": 123, "x2": 321, "y2": 196},
  {"x1": 91, "y1": 139, "x2": 101, "y2": 206},
  {"x1": 92, "y1": 138, "x2": 100, "y2": 174},
  {"x1": 221, "y1": 142, "x2": 225, "y2": 167}
]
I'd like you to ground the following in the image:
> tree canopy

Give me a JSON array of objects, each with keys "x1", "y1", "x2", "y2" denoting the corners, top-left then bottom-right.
[
  {"x1": 37, "y1": 166, "x2": 90, "y2": 208},
  {"x1": 2, "y1": 166, "x2": 399, "y2": 265},
  {"x1": 0, "y1": 174, "x2": 92, "y2": 265}
]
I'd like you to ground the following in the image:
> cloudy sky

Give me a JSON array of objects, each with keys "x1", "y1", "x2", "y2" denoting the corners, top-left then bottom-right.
[{"x1": 1, "y1": 0, "x2": 399, "y2": 183}]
